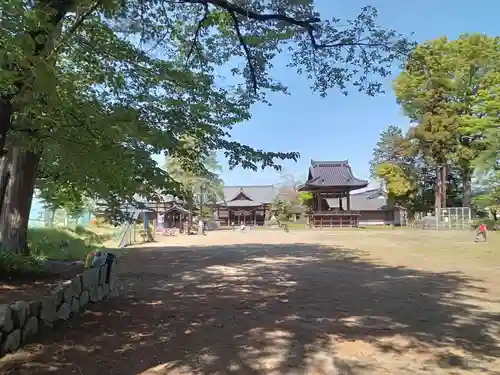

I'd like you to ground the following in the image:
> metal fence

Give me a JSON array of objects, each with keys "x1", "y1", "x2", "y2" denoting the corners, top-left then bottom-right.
[
  {"x1": 436, "y1": 207, "x2": 471, "y2": 229},
  {"x1": 413, "y1": 207, "x2": 472, "y2": 230},
  {"x1": 28, "y1": 207, "x2": 93, "y2": 228}
]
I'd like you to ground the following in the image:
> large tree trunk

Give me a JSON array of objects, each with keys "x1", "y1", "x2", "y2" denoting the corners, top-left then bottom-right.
[
  {"x1": 0, "y1": 148, "x2": 13, "y2": 216},
  {"x1": 461, "y1": 168, "x2": 473, "y2": 208},
  {"x1": 441, "y1": 165, "x2": 448, "y2": 208},
  {"x1": 0, "y1": 147, "x2": 41, "y2": 254},
  {"x1": 0, "y1": 98, "x2": 14, "y2": 156},
  {"x1": 435, "y1": 166, "x2": 442, "y2": 211}
]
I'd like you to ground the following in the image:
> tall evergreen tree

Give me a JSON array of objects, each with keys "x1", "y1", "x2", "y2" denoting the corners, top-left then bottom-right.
[
  {"x1": 394, "y1": 34, "x2": 500, "y2": 208},
  {"x1": 369, "y1": 125, "x2": 405, "y2": 178}
]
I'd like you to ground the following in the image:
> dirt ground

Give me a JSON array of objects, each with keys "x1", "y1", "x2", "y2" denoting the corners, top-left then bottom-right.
[
  {"x1": 1, "y1": 229, "x2": 499, "y2": 375},
  {"x1": 0, "y1": 262, "x2": 84, "y2": 305}
]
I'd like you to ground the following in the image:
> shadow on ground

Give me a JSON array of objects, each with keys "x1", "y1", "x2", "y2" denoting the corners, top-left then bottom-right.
[{"x1": 1, "y1": 243, "x2": 499, "y2": 374}]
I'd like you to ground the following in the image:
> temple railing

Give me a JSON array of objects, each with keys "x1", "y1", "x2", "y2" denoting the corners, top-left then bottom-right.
[
  {"x1": 306, "y1": 211, "x2": 360, "y2": 228},
  {"x1": 308, "y1": 210, "x2": 360, "y2": 216}
]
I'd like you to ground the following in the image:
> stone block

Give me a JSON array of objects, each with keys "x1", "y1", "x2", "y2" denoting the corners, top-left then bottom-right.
[
  {"x1": 51, "y1": 287, "x2": 64, "y2": 306},
  {"x1": 70, "y1": 275, "x2": 83, "y2": 297},
  {"x1": 102, "y1": 283, "x2": 110, "y2": 297},
  {"x1": 40, "y1": 295, "x2": 58, "y2": 324},
  {"x1": 82, "y1": 268, "x2": 99, "y2": 290},
  {"x1": 98, "y1": 264, "x2": 108, "y2": 285},
  {"x1": 28, "y1": 300, "x2": 41, "y2": 318},
  {"x1": 10, "y1": 301, "x2": 29, "y2": 328},
  {"x1": 71, "y1": 297, "x2": 80, "y2": 313},
  {"x1": 61, "y1": 281, "x2": 72, "y2": 303},
  {"x1": 1, "y1": 329, "x2": 21, "y2": 354},
  {"x1": 89, "y1": 286, "x2": 99, "y2": 303},
  {"x1": 57, "y1": 303, "x2": 71, "y2": 321},
  {"x1": 99, "y1": 285, "x2": 106, "y2": 301},
  {"x1": 22, "y1": 316, "x2": 39, "y2": 342},
  {"x1": 0, "y1": 305, "x2": 14, "y2": 333},
  {"x1": 62, "y1": 275, "x2": 83, "y2": 303},
  {"x1": 109, "y1": 287, "x2": 119, "y2": 298},
  {"x1": 39, "y1": 320, "x2": 54, "y2": 332},
  {"x1": 109, "y1": 274, "x2": 117, "y2": 290},
  {"x1": 80, "y1": 290, "x2": 90, "y2": 307}
]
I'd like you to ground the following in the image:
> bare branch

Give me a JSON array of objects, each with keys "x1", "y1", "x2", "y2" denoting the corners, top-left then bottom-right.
[
  {"x1": 228, "y1": 11, "x2": 257, "y2": 93},
  {"x1": 52, "y1": 1, "x2": 102, "y2": 56},
  {"x1": 181, "y1": 0, "x2": 320, "y2": 29},
  {"x1": 146, "y1": 1, "x2": 175, "y2": 54},
  {"x1": 185, "y1": 3, "x2": 210, "y2": 68},
  {"x1": 178, "y1": 0, "x2": 392, "y2": 50}
]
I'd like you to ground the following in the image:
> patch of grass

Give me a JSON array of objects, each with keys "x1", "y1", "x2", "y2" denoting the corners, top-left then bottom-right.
[
  {"x1": 28, "y1": 226, "x2": 103, "y2": 262},
  {"x1": 254, "y1": 222, "x2": 308, "y2": 230},
  {"x1": 359, "y1": 225, "x2": 399, "y2": 230},
  {"x1": 0, "y1": 225, "x2": 119, "y2": 278},
  {"x1": 286, "y1": 222, "x2": 308, "y2": 229}
]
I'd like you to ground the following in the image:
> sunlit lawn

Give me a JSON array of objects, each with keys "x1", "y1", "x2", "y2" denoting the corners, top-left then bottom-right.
[{"x1": 333, "y1": 229, "x2": 500, "y2": 270}]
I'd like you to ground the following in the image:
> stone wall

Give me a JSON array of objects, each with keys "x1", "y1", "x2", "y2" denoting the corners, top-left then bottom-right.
[{"x1": 0, "y1": 263, "x2": 117, "y2": 357}]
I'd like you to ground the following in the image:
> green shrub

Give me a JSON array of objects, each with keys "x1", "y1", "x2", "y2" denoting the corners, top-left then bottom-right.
[
  {"x1": 74, "y1": 225, "x2": 86, "y2": 235},
  {"x1": 0, "y1": 249, "x2": 45, "y2": 275},
  {"x1": 471, "y1": 218, "x2": 498, "y2": 230}
]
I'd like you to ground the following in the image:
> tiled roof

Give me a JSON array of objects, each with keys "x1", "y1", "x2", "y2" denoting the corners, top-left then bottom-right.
[
  {"x1": 95, "y1": 193, "x2": 186, "y2": 212},
  {"x1": 163, "y1": 204, "x2": 190, "y2": 214},
  {"x1": 326, "y1": 188, "x2": 392, "y2": 211},
  {"x1": 225, "y1": 200, "x2": 263, "y2": 207},
  {"x1": 219, "y1": 185, "x2": 278, "y2": 205},
  {"x1": 133, "y1": 193, "x2": 177, "y2": 203},
  {"x1": 301, "y1": 160, "x2": 368, "y2": 189}
]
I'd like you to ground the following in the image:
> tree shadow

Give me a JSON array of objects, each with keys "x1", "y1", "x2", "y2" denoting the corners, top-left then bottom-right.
[{"x1": 1, "y1": 243, "x2": 499, "y2": 374}]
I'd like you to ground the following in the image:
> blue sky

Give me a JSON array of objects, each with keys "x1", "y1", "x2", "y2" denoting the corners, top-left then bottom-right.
[{"x1": 213, "y1": 0, "x2": 499, "y2": 186}]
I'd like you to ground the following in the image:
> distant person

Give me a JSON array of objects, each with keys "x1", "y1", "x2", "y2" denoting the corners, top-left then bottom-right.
[
  {"x1": 475, "y1": 222, "x2": 488, "y2": 242},
  {"x1": 240, "y1": 223, "x2": 246, "y2": 232},
  {"x1": 276, "y1": 219, "x2": 289, "y2": 233},
  {"x1": 198, "y1": 219, "x2": 206, "y2": 235}
]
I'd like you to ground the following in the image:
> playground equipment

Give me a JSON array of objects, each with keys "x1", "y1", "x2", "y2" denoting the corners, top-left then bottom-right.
[{"x1": 117, "y1": 207, "x2": 155, "y2": 248}]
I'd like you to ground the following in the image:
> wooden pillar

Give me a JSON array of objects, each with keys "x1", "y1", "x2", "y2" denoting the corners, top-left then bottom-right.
[
  {"x1": 339, "y1": 194, "x2": 343, "y2": 211},
  {"x1": 347, "y1": 191, "x2": 351, "y2": 211},
  {"x1": 143, "y1": 212, "x2": 149, "y2": 232}
]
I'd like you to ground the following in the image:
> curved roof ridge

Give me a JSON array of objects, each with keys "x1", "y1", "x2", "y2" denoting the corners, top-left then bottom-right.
[
  {"x1": 224, "y1": 184, "x2": 275, "y2": 188},
  {"x1": 220, "y1": 185, "x2": 278, "y2": 205},
  {"x1": 311, "y1": 160, "x2": 348, "y2": 166},
  {"x1": 299, "y1": 159, "x2": 368, "y2": 190}
]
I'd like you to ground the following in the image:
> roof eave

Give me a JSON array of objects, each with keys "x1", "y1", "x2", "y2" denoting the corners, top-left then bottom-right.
[{"x1": 299, "y1": 182, "x2": 368, "y2": 190}]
